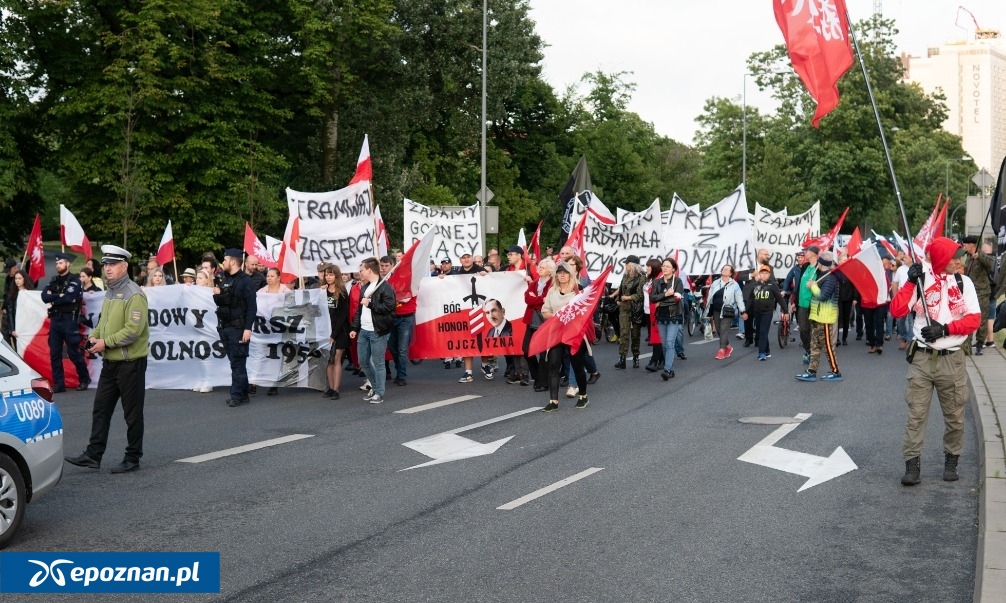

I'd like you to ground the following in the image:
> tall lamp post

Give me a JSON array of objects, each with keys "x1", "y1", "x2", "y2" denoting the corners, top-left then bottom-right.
[
  {"x1": 478, "y1": 0, "x2": 488, "y2": 253},
  {"x1": 944, "y1": 156, "x2": 971, "y2": 236}
]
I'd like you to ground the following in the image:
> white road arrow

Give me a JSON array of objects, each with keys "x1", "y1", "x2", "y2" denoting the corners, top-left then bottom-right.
[
  {"x1": 737, "y1": 413, "x2": 857, "y2": 492},
  {"x1": 400, "y1": 407, "x2": 539, "y2": 471}
]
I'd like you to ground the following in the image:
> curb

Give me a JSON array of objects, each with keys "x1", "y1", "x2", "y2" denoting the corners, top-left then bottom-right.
[{"x1": 967, "y1": 342, "x2": 1006, "y2": 603}]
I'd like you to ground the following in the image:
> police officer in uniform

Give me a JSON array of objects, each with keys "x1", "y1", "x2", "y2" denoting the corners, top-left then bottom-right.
[
  {"x1": 64, "y1": 245, "x2": 149, "y2": 473},
  {"x1": 41, "y1": 252, "x2": 90, "y2": 392},
  {"x1": 214, "y1": 248, "x2": 257, "y2": 407}
]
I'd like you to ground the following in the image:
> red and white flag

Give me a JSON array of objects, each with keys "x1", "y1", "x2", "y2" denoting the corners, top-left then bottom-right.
[
  {"x1": 527, "y1": 220, "x2": 542, "y2": 262},
  {"x1": 385, "y1": 227, "x2": 437, "y2": 302},
  {"x1": 913, "y1": 197, "x2": 947, "y2": 255},
  {"x1": 871, "y1": 230, "x2": 898, "y2": 258},
  {"x1": 276, "y1": 215, "x2": 301, "y2": 283},
  {"x1": 59, "y1": 205, "x2": 92, "y2": 260},
  {"x1": 584, "y1": 192, "x2": 616, "y2": 225},
  {"x1": 803, "y1": 206, "x2": 848, "y2": 250},
  {"x1": 374, "y1": 205, "x2": 390, "y2": 258},
  {"x1": 155, "y1": 221, "x2": 174, "y2": 266},
  {"x1": 528, "y1": 265, "x2": 613, "y2": 356},
  {"x1": 26, "y1": 213, "x2": 45, "y2": 282},
  {"x1": 834, "y1": 243, "x2": 889, "y2": 306},
  {"x1": 846, "y1": 226, "x2": 863, "y2": 257},
  {"x1": 349, "y1": 134, "x2": 372, "y2": 184},
  {"x1": 890, "y1": 231, "x2": 914, "y2": 256},
  {"x1": 560, "y1": 212, "x2": 589, "y2": 279},
  {"x1": 244, "y1": 222, "x2": 278, "y2": 269},
  {"x1": 773, "y1": 0, "x2": 854, "y2": 127}
]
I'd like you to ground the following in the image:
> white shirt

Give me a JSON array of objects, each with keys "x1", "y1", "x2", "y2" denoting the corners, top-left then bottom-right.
[
  {"x1": 360, "y1": 281, "x2": 377, "y2": 332},
  {"x1": 894, "y1": 264, "x2": 909, "y2": 287}
]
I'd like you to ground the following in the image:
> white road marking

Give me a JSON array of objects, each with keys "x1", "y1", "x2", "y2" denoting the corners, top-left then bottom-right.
[
  {"x1": 689, "y1": 339, "x2": 716, "y2": 345},
  {"x1": 444, "y1": 407, "x2": 540, "y2": 434},
  {"x1": 498, "y1": 467, "x2": 605, "y2": 510},
  {"x1": 176, "y1": 434, "x2": 315, "y2": 464},
  {"x1": 400, "y1": 407, "x2": 540, "y2": 470},
  {"x1": 637, "y1": 353, "x2": 652, "y2": 359},
  {"x1": 395, "y1": 395, "x2": 481, "y2": 414}
]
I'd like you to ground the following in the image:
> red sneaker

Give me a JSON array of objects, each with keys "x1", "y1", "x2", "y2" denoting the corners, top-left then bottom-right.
[
  {"x1": 724, "y1": 345, "x2": 733, "y2": 358},
  {"x1": 715, "y1": 348, "x2": 725, "y2": 360}
]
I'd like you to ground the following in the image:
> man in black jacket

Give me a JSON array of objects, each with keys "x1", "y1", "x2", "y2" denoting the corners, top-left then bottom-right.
[
  {"x1": 41, "y1": 252, "x2": 90, "y2": 392},
  {"x1": 214, "y1": 248, "x2": 258, "y2": 407},
  {"x1": 350, "y1": 257, "x2": 396, "y2": 404}
]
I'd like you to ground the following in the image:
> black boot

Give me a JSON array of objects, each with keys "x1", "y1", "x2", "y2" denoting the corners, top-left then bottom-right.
[
  {"x1": 901, "y1": 456, "x2": 921, "y2": 486},
  {"x1": 943, "y1": 452, "x2": 960, "y2": 481},
  {"x1": 632, "y1": 356, "x2": 639, "y2": 368},
  {"x1": 615, "y1": 355, "x2": 626, "y2": 369},
  {"x1": 645, "y1": 357, "x2": 658, "y2": 372}
]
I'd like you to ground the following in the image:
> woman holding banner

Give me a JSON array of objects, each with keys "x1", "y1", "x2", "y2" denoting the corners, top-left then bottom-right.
[
  {"x1": 323, "y1": 264, "x2": 350, "y2": 400},
  {"x1": 541, "y1": 261, "x2": 589, "y2": 412},
  {"x1": 524, "y1": 257, "x2": 554, "y2": 392}
]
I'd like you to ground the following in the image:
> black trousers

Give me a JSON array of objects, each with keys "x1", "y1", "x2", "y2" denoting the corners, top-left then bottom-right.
[
  {"x1": 837, "y1": 300, "x2": 854, "y2": 342},
  {"x1": 862, "y1": 305, "x2": 888, "y2": 348},
  {"x1": 49, "y1": 314, "x2": 89, "y2": 387},
  {"x1": 755, "y1": 311, "x2": 774, "y2": 355},
  {"x1": 547, "y1": 344, "x2": 585, "y2": 401},
  {"x1": 86, "y1": 357, "x2": 146, "y2": 463},
  {"x1": 743, "y1": 312, "x2": 756, "y2": 345},
  {"x1": 523, "y1": 326, "x2": 546, "y2": 386},
  {"x1": 797, "y1": 306, "x2": 812, "y2": 354},
  {"x1": 221, "y1": 326, "x2": 249, "y2": 402}
]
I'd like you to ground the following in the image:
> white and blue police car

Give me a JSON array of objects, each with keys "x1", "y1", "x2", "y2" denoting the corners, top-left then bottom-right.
[{"x1": 0, "y1": 340, "x2": 63, "y2": 548}]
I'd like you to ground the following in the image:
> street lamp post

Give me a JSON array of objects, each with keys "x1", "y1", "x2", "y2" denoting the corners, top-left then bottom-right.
[
  {"x1": 944, "y1": 156, "x2": 972, "y2": 236},
  {"x1": 479, "y1": 0, "x2": 488, "y2": 253}
]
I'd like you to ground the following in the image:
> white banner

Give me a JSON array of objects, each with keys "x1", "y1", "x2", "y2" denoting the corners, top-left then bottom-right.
[
  {"x1": 753, "y1": 202, "x2": 820, "y2": 278},
  {"x1": 663, "y1": 185, "x2": 756, "y2": 276},
  {"x1": 584, "y1": 199, "x2": 664, "y2": 284},
  {"x1": 403, "y1": 199, "x2": 482, "y2": 262},
  {"x1": 615, "y1": 199, "x2": 676, "y2": 226},
  {"x1": 286, "y1": 181, "x2": 376, "y2": 274},
  {"x1": 16, "y1": 287, "x2": 330, "y2": 391}
]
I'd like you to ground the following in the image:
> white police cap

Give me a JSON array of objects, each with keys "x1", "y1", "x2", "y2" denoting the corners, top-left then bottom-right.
[{"x1": 100, "y1": 244, "x2": 132, "y2": 264}]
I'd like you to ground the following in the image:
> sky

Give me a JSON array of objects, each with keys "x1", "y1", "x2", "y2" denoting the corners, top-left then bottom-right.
[{"x1": 527, "y1": 0, "x2": 1004, "y2": 145}]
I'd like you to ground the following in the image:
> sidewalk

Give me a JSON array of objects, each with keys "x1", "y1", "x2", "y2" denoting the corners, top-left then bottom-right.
[{"x1": 967, "y1": 341, "x2": 1006, "y2": 602}]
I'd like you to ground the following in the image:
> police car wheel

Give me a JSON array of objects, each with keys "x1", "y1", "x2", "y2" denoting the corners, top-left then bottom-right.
[{"x1": 0, "y1": 453, "x2": 27, "y2": 549}]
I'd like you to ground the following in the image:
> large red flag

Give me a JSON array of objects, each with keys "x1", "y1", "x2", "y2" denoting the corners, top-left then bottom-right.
[
  {"x1": 912, "y1": 195, "x2": 944, "y2": 255},
  {"x1": 528, "y1": 265, "x2": 613, "y2": 356},
  {"x1": 385, "y1": 228, "x2": 437, "y2": 303},
  {"x1": 773, "y1": 0, "x2": 854, "y2": 127},
  {"x1": 833, "y1": 243, "x2": 889, "y2": 306},
  {"x1": 528, "y1": 220, "x2": 542, "y2": 263},
  {"x1": 846, "y1": 226, "x2": 863, "y2": 257},
  {"x1": 803, "y1": 206, "x2": 849, "y2": 250},
  {"x1": 244, "y1": 222, "x2": 278, "y2": 269},
  {"x1": 349, "y1": 134, "x2": 372, "y2": 184},
  {"x1": 26, "y1": 213, "x2": 45, "y2": 282}
]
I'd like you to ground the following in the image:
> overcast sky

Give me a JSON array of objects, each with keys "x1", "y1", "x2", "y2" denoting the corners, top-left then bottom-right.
[{"x1": 527, "y1": 0, "x2": 1003, "y2": 145}]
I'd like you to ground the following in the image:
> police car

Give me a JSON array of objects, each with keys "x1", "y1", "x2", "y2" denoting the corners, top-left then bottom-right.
[{"x1": 0, "y1": 340, "x2": 63, "y2": 548}]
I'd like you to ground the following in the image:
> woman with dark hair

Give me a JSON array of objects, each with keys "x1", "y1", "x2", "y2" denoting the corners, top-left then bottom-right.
[
  {"x1": 80, "y1": 267, "x2": 101, "y2": 292},
  {"x1": 85, "y1": 259, "x2": 105, "y2": 290},
  {"x1": 2, "y1": 269, "x2": 34, "y2": 346},
  {"x1": 649, "y1": 258, "x2": 686, "y2": 379},
  {"x1": 323, "y1": 264, "x2": 350, "y2": 400},
  {"x1": 643, "y1": 258, "x2": 664, "y2": 372}
]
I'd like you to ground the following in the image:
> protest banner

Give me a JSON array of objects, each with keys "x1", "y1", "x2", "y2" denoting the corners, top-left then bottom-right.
[
  {"x1": 583, "y1": 199, "x2": 663, "y2": 284},
  {"x1": 616, "y1": 200, "x2": 674, "y2": 226},
  {"x1": 403, "y1": 199, "x2": 482, "y2": 262},
  {"x1": 286, "y1": 181, "x2": 376, "y2": 275},
  {"x1": 247, "y1": 289, "x2": 331, "y2": 390},
  {"x1": 663, "y1": 186, "x2": 756, "y2": 276},
  {"x1": 410, "y1": 272, "x2": 527, "y2": 359},
  {"x1": 753, "y1": 202, "x2": 820, "y2": 278}
]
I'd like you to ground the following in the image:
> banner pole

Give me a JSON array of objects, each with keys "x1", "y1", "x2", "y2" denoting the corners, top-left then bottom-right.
[{"x1": 369, "y1": 182, "x2": 379, "y2": 259}]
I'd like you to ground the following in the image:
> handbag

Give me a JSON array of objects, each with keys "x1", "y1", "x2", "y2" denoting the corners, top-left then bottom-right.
[
  {"x1": 721, "y1": 305, "x2": 736, "y2": 319},
  {"x1": 631, "y1": 300, "x2": 645, "y2": 325}
]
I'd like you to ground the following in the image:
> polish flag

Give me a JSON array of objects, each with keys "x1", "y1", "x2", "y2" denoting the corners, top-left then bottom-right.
[
  {"x1": 870, "y1": 230, "x2": 899, "y2": 258},
  {"x1": 560, "y1": 211, "x2": 589, "y2": 279},
  {"x1": 803, "y1": 206, "x2": 848, "y2": 250},
  {"x1": 846, "y1": 226, "x2": 863, "y2": 257},
  {"x1": 59, "y1": 205, "x2": 92, "y2": 259},
  {"x1": 528, "y1": 264, "x2": 613, "y2": 356},
  {"x1": 244, "y1": 222, "x2": 277, "y2": 268},
  {"x1": 584, "y1": 191, "x2": 616, "y2": 225},
  {"x1": 276, "y1": 215, "x2": 302, "y2": 283},
  {"x1": 834, "y1": 243, "x2": 889, "y2": 306},
  {"x1": 913, "y1": 197, "x2": 946, "y2": 254},
  {"x1": 26, "y1": 213, "x2": 45, "y2": 282},
  {"x1": 349, "y1": 134, "x2": 372, "y2": 184},
  {"x1": 155, "y1": 221, "x2": 175, "y2": 266},
  {"x1": 385, "y1": 227, "x2": 436, "y2": 302},
  {"x1": 374, "y1": 205, "x2": 390, "y2": 258}
]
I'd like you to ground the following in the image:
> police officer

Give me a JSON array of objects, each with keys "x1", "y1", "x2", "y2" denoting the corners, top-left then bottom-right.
[
  {"x1": 65, "y1": 245, "x2": 149, "y2": 473},
  {"x1": 41, "y1": 252, "x2": 90, "y2": 392},
  {"x1": 214, "y1": 248, "x2": 257, "y2": 407}
]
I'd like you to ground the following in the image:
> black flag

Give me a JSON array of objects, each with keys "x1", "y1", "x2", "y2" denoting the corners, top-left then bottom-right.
[
  {"x1": 990, "y1": 155, "x2": 1006, "y2": 255},
  {"x1": 557, "y1": 155, "x2": 592, "y2": 249}
]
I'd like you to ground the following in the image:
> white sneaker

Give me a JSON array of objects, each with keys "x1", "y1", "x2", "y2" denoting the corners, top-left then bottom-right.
[
  {"x1": 363, "y1": 390, "x2": 377, "y2": 401},
  {"x1": 368, "y1": 395, "x2": 383, "y2": 404},
  {"x1": 359, "y1": 379, "x2": 373, "y2": 391},
  {"x1": 565, "y1": 385, "x2": 578, "y2": 398}
]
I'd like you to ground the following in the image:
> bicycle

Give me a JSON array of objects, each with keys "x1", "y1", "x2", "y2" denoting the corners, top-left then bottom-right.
[{"x1": 777, "y1": 310, "x2": 796, "y2": 349}]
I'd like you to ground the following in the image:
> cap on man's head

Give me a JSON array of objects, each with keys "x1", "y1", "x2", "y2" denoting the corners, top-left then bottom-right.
[
  {"x1": 952, "y1": 247, "x2": 967, "y2": 260},
  {"x1": 758, "y1": 264, "x2": 772, "y2": 273},
  {"x1": 806, "y1": 245, "x2": 821, "y2": 255},
  {"x1": 100, "y1": 244, "x2": 131, "y2": 264},
  {"x1": 460, "y1": 252, "x2": 472, "y2": 258},
  {"x1": 505, "y1": 245, "x2": 523, "y2": 255},
  {"x1": 224, "y1": 247, "x2": 243, "y2": 260},
  {"x1": 962, "y1": 235, "x2": 978, "y2": 245},
  {"x1": 623, "y1": 254, "x2": 641, "y2": 265},
  {"x1": 4, "y1": 259, "x2": 18, "y2": 271},
  {"x1": 54, "y1": 252, "x2": 72, "y2": 262},
  {"x1": 795, "y1": 250, "x2": 806, "y2": 257},
  {"x1": 441, "y1": 258, "x2": 452, "y2": 264}
]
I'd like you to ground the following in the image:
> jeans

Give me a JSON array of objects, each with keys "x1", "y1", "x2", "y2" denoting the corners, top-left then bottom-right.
[
  {"x1": 862, "y1": 305, "x2": 889, "y2": 348},
  {"x1": 357, "y1": 329, "x2": 389, "y2": 397},
  {"x1": 386, "y1": 314, "x2": 414, "y2": 381},
  {"x1": 221, "y1": 326, "x2": 249, "y2": 402},
  {"x1": 656, "y1": 320, "x2": 682, "y2": 372}
]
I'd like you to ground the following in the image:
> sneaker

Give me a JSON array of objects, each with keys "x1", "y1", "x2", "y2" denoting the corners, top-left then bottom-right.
[
  {"x1": 575, "y1": 396, "x2": 589, "y2": 409},
  {"x1": 586, "y1": 372, "x2": 600, "y2": 385},
  {"x1": 359, "y1": 380, "x2": 373, "y2": 391},
  {"x1": 368, "y1": 395, "x2": 383, "y2": 404},
  {"x1": 565, "y1": 385, "x2": 578, "y2": 398},
  {"x1": 559, "y1": 375, "x2": 569, "y2": 387},
  {"x1": 481, "y1": 364, "x2": 494, "y2": 380},
  {"x1": 677, "y1": 352, "x2": 687, "y2": 360},
  {"x1": 821, "y1": 372, "x2": 843, "y2": 382},
  {"x1": 506, "y1": 373, "x2": 521, "y2": 384},
  {"x1": 520, "y1": 374, "x2": 530, "y2": 386},
  {"x1": 735, "y1": 333, "x2": 744, "y2": 340},
  {"x1": 533, "y1": 384, "x2": 548, "y2": 392},
  {"x1": 764, "y1": 354, "x2": 771, "y2": 359},
  {"x1": 724, "y1": 345, "x2": 733, "y2": 358},
  {"x1": 541, "y1": 400, "x2": 559, "y2": 412},
  {"x1": 715, "y1": 349, "x2": 725, "y2": 360},
  {"x1": 660, "y1": 370, "x2": 674, "y2": 380},
  {"x1": 758, "y1": 353, "x2": 767, "y2": 361},
  {"x1": 458, "y1": 372, "x2": 473, "y2": 383},
  {"x1": 795, "y1": 371, "x2": 818, "y2": 382},
  {"x1": 363, "y1": 390, "x2": 377, "y2": 401},
  {"x1": 444, "y1": 360, "x2": 452, "y2": 370}
]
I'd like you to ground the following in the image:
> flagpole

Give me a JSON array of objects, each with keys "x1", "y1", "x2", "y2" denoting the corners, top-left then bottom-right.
[
  {"x1": 369, "y1": 182, "x2": 379, "y2": 258},
  {"x1": 846, "y1": 11, "x2": 916, "y2": 263}
]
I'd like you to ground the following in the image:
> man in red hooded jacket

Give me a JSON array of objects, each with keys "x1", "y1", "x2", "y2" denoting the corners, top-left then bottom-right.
[{"x1": 890, "y1": 237, "x2": 981, "y2": 486}]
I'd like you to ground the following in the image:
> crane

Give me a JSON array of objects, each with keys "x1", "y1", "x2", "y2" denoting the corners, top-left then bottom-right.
[{"x1": 955, "y1": 6, "x2": 1001, "y2": 40}]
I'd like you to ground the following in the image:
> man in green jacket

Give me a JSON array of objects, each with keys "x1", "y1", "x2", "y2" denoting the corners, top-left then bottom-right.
[{"x1": 65, "y1": 244, "x2": 149, "y2": 474}]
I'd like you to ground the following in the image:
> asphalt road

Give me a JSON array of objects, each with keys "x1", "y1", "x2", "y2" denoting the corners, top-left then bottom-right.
[{"x1": 6, "y1": 327, "x2": 978, "y2": 602}]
